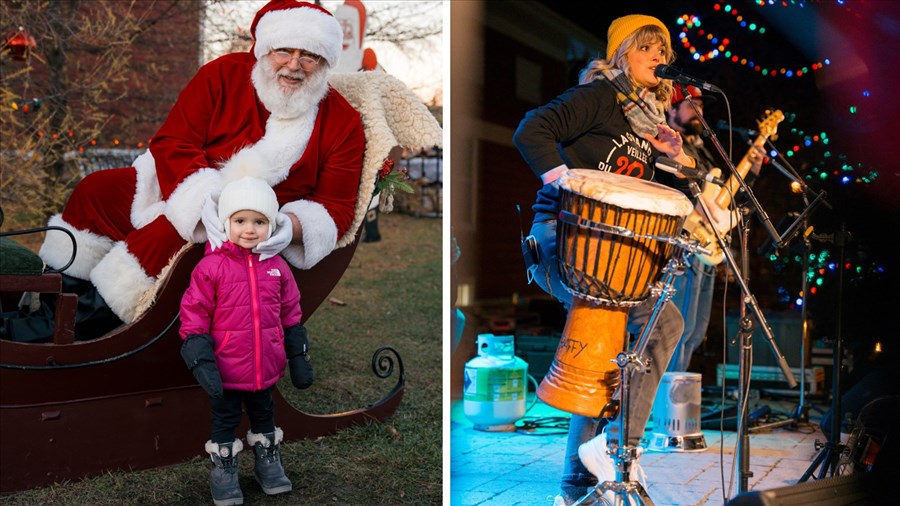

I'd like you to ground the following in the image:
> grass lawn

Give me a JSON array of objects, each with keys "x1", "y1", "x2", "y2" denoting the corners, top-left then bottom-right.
[{"x1": 1, "y1": 212, "x2": 443, "y2": 506}]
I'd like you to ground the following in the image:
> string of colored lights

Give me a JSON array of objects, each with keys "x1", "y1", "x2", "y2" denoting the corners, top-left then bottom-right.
[
  {"x1": 769, "y1": 113, "x2": 879, "y2": 187},
  {"x1": 752, "y1": 1, "x2": 853, "y2": 8},
  {"x1": 769, "y1": 246, "x2": 886, "y2": 308},
  {"x1": 753, "y1": 0, "x2": 807, "y2": 8},
  {"x1": 675, "y1": 4, "x2": 830, "y2": 76},
  {"x1": 762, "y1": 111, "x2": 881, "y2": 304},
  {"x1": 683, "y1": 0, "x2": 883, "y2": 305},
  {"x1": 8, "y1": 99, "x2": 149, "y2": 150}
]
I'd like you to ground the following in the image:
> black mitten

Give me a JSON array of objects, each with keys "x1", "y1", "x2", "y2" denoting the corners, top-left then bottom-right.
[
  {"x1": 180, "y1": 333, "x2": 224, "y2": 398},
  {"x1": 284, "y1": 323, "x2": 313, "y2": 389}
]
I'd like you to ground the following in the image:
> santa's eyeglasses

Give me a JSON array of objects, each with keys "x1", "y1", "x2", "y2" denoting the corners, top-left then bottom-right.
[{"x1": 269, "y1": 48, "x2": 321, "y2": 70}]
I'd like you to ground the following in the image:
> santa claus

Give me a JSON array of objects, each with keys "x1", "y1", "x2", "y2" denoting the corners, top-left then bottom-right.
[{"x1": 38, "y1": 0, "x2": 365, "y2": 323}]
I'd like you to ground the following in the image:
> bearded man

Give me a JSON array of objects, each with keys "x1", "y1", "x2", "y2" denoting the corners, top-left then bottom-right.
[
  {"x1": 663, "y1": 85, "x2": 765, "y2": 372},
  {"x1": 38, "y1": 0, "x2": 364, "y2": 324},
  {"x1": 662, "y1": 85, "x2": 720, "y2": 373}
]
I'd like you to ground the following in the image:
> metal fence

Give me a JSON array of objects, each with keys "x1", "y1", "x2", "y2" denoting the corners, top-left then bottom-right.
[
  {"x1": 393, "y1": 146, "x2": 442, "y2": 218},
  {"x1": 68, "y1": 149, "x2": 143, "y2": 175}
]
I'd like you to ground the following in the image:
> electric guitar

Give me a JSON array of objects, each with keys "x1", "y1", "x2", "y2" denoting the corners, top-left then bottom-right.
[{"x1": 682, "y1": 109, "x2": 785, "y2": 265}]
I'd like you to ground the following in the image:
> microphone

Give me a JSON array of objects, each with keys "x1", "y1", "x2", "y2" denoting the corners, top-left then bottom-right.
[
  {"x1": 655, "y1": 156, "x2": 726, "y2": 186},
  {"x1": 716, "y1": 119, "x2": 758, "y2": 137},
  {"x1": 654, "y1": 64, "x2": 722, "y2": 93}
]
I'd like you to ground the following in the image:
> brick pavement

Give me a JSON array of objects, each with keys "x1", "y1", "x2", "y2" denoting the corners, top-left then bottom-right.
[{"x1": 450, "y1": 395, "x2": 827, "y2": 506}]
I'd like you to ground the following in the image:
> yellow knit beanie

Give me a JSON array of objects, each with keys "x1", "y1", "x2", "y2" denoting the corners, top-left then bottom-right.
[{"x1": 606, "y1": 14, "x2": 670, "y2": 61}]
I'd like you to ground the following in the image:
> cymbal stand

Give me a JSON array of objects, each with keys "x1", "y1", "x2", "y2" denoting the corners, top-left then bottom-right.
[{"x1": 574, "y1": 241, "x2": 706, "y2": 506}]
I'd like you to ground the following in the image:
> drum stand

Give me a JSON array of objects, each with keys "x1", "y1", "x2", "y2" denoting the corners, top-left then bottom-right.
[{"x1": 573, "y1": 243, "x2": 706, "y2": 506}]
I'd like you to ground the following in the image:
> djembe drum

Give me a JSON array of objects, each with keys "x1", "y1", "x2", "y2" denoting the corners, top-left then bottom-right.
[{"x1": 537, "y1": 169, "x2": 693, "y2": 417}]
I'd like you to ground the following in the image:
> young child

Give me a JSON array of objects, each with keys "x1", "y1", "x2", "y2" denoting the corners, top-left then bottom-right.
[{"x1": 179, "y1": 176, "x2": 313, "y2": 506}]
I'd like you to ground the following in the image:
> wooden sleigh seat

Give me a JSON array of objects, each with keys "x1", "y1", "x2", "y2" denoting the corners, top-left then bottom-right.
[
  {"x1": 0, "y1": 230, "x2": 78, "y2": 345},
  {"x1": 0, "y1": 71, "x2": 440, "y2": 493}
]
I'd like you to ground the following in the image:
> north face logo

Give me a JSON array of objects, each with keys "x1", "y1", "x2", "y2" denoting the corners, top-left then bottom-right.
[{"x1": 267, "y1": 269, "x2": 281, "y2": 277}]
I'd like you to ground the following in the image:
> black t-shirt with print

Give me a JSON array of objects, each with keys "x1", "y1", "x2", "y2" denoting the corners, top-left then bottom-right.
[{"x1": 513, "y1": 79, "x2": 661, "y2": 221}]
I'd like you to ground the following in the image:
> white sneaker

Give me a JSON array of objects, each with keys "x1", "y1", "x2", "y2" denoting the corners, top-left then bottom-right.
[
  {"x1": 552, "y1": 495, "x2": 568, "y2": 506},
  {"x1": 578, "y1": 433, "x2": 648, "y2": 490},
  {"x1": 578, "y1": 433, "x2": 616, "y2": 484}
]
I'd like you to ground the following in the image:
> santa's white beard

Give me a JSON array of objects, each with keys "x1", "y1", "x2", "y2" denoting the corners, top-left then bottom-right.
[{"x1": 251, "y1": 57, "x2": 330, "y2": 120}]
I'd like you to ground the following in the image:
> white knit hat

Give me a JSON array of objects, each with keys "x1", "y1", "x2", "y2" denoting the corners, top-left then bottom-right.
[
  {"x1": 218, "y1": 176, "x2": 280, "y2": 239},
  {"x1": 250, "y1": 0, "x2": 343, "y2": 68}
]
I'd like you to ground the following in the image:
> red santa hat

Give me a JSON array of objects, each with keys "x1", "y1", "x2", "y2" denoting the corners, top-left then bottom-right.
[
  {"x1": 251, "y1": 0, "x2": 343, "y2": 68},
  {"x1": 670, "y1": 84, "x2": 716, "y2": 107}
]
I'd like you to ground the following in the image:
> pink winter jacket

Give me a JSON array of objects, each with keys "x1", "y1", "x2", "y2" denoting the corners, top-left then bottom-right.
[{"x1": 179, "y1": 241, "x2": 302, "y2": 391}]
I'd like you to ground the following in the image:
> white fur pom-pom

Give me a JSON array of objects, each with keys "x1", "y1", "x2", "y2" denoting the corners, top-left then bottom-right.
[{"x1": 220, "y1": 148, "x2": 269, "y2": 184}]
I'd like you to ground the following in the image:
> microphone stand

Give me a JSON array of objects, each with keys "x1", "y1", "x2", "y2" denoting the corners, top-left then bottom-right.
[
  {"x1": 682, "y1": 91, "x2": 798, "y2": 389},
  {"x1": 685, "y1": 178, "x2": 759, "y2": 493},
  {"x1": 764, "y1": 151, "x2": 844, "y2": 483},
  {"x1": 680, "y1": 89, "x2": 798, "y2": 496},
  {"x1": 750, "y1": 156, "x2": 831, "y2": 431},
  {"x1": 768, "y1": 157, "x2": 830, "y2": 426},
  {"x1": 799, "y1": 223, "x2": 849, "y2": 482}
]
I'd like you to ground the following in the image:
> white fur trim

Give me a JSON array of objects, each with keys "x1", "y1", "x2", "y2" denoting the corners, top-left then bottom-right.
[
  {"x1": 327, "y1": 72, "x2": 443, "y2": 248},
  {"x1": 134, "y1": 243, "x2": 192, "y2": 322},
  {"x1": 279, "y1": 200, "x2": 337, "y2": 269},
  {"x1": 218, "y1": 109, "x2": 318, "y2": 187},
  {"x1": 205, "y1": 439, "x2": 243, "y2": 456},
  {"x1": 254, "y1": 6, "x2": 342, "y2": 67},
  {"x1": 163, "y1": 169, "x2": 225, "y2": 241},
  {"x1": 38, "y1": 214, "x2": 114, "y2": 280},
  {"x1": 89, "y1": 242, "x2": 155, "y2": 323},
  {"x1": 217, "y1": 149, "x2": 269, "y2": 184},
  {"x1": 246, "y1": 427, "x2": 284, "y2": 448},
  {"x1": 131, "y1": 151, "x2": 166, "y2": 229}
]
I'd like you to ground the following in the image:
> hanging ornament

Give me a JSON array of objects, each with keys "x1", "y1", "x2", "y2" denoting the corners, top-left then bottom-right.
[{"x1": 3, "y1": 27, "x2": 37, "y2": 62}]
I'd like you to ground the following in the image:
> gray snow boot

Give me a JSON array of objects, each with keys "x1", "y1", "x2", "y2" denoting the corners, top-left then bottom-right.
[
  {"x1": 205, "y1": 440, "x2": 244, "y2": 506},
  {"x1": 247, "y1": 428, "x2": 292, "y2": 495}
]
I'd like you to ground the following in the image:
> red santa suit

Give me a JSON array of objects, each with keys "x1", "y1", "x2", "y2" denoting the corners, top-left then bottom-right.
[{"x1": 38, "y1": 1, "x2": 362, "y2": 322}]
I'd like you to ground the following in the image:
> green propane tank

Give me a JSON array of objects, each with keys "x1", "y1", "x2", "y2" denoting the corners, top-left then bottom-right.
[{"x1": 463, "y1": 333, "x2": 528, "y2": 431}]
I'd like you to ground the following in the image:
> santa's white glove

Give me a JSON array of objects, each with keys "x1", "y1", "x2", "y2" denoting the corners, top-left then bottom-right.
[
  {"x1": 201, "y1": 194, "x2": 226, "y2": 251},
  {"x1": 254, "y1": 212, "x2": 294, "y2": 261}
]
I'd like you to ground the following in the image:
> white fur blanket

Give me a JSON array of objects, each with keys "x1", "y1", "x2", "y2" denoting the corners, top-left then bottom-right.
[{"x1": 328, "y1": 71, "x2": 443, "y2": 248}]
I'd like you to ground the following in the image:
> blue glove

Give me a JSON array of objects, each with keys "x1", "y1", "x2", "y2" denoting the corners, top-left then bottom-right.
[
  {"x1": 201, "y1": 194, "x2": 225, "y2": 251},
  {"x1": 180, "y1": 334, "x2": 223, "y2": 398},
  {"x1": 253, "y1": 212, "x2": 293, "y2": 261}
]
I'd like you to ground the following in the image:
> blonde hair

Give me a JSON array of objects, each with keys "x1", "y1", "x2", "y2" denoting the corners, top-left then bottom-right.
[{"x1": 579, "y1": 25, "x2": 675, "y2": 106}]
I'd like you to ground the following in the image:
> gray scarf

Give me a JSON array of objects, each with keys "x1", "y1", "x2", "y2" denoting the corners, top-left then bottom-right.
[{"x1": 599, "y1": 68, "x2": 665, "y2": 137}]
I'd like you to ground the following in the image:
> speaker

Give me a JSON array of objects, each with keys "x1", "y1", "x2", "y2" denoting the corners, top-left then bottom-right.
[
  {"x1": 725, "y1": 310, "x2": 805, "y2": 369},
  {"x1": 724, "y1": 473, "x2": 877, "y2": 506}
]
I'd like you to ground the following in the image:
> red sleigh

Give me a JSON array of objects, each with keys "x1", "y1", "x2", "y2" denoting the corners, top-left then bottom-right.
[{"x1": 0, "y1": 72, "x2": 440, "y2": 493}]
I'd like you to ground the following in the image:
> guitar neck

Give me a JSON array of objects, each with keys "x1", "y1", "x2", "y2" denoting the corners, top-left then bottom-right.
[{"x1": 714, "y1": 135, "x2": 769, "y2": 209}]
